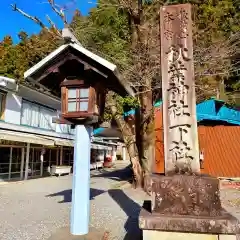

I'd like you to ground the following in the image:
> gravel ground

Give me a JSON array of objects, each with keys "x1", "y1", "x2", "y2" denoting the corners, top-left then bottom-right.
[
  {"x1": 0, "y1": 161, "x2": 148, "y2": 240},
  {"x1": 0, "y1": 161, "x2": 239, "y2": 240}
]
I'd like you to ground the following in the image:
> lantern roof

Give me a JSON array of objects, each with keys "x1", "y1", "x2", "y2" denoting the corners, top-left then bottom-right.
[{"x1": 24, "y1": 28, "x2": 134, "y2": 97}]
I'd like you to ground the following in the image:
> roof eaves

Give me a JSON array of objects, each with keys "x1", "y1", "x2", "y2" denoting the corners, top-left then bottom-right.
[
  {"x1": 24, "y1": 44, "x2": 70, "y2": 79},
  {"x1": 24, "y1": 42, "x2": 134, "y2": 97},
  {"x1": 70, "y1": 43, "x2": 116, "y2": 72},
  {"x1": 70, "y1": 43, "x2": 135, "y2": 97}
]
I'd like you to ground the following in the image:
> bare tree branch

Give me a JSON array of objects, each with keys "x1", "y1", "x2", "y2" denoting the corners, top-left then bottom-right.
[
  {"x1": 46, "y1": 15, "x2": 61, "y2": 36},
  {"x1": 47, "y1": 0, "x2": 68, "y2": 25},
  {"x1": 11, "y1": 3, "x2": 62, "y2": 38},
  {"x1": 11, "y1": 3, "x2": 47, "y2": 30}
]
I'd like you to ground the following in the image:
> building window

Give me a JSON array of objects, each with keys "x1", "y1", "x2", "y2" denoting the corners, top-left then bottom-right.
[
  {"x1": 67, "y1": 88, "x2": 89, "y2": 112},
  {"x1": 21, "y1": 100, "x2": 56, "y2": 131}
]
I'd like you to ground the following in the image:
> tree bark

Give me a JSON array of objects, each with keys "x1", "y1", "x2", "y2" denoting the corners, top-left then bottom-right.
[
  {"x1": 139, "y1": 88, "x2": 155, "y2": 173},
  {"x1": 109, "y1": 98, "x2": 143, "y2": 187}
]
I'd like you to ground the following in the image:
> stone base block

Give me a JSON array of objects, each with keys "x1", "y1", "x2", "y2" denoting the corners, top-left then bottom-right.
[
  {"x1": 150, "y1": 174, "x2": 222, "y2": 216},
  {"x1": 143, "y1": 230, "x2": 236, "y2": 240},
  {"x1": 48, "y1": 226, "x2": 109, "y2": 240},
  {"x1": 139, "y1": 201, "x2": 240, "y2": 235}
]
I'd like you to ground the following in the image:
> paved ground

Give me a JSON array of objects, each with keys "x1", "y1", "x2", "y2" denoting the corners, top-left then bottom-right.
[{"x1": 0, "y1": 161, "x2": 239, "y2": 240}]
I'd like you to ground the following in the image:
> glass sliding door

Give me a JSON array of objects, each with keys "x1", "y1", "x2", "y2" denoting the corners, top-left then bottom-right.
[
  {"x1": 28, "y1": 148, "x2": 41, "y2": 178},
  {"x1": 11, "y1": 147, "x2": 22, "y2": 179},
  {"x1": 0, "y1": 147, "x2": 10, "y2": 181}
]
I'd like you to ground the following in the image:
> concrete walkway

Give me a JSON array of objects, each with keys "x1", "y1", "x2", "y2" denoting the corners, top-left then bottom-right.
[{"x1": 0, "y1": 161, "x2": 239, "y2": 240}]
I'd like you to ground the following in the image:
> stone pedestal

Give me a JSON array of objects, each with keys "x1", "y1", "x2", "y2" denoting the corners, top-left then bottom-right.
[{"x1": 140, "y1": 174, "x2": 240, "y2": 240}]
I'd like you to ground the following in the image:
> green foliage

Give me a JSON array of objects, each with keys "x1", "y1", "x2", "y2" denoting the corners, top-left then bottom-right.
[
  {"x1": 71, "y1": 0, "x2": 132, "y2": 70},
  {"x1": 116, "y1": 96, "x2": 140, "y2": 114},
  {"x1": 1, "y1": 0, "x2": 239, "y2": 102},
  {"x1": 0, "y1": 30, "x2": 58, "y2": 80}
]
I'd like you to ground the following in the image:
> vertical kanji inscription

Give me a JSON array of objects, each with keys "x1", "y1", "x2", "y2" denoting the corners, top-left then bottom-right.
[{"x1": 160, "y1": 4, "x2": 200, "y2": 175}]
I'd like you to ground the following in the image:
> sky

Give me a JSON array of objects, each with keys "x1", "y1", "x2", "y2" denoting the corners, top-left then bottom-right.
[{"x1": 0, "y1": 0, "x2": 96, "y2": 43}]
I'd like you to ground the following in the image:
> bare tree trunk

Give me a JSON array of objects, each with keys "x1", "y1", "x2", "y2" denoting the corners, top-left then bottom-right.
[
  {"x1": 109, "y1": 98, "x2": 143, "y2": 187},
  {"x1": 139, "y1": 88, "x2": 155, "y2": 174}
]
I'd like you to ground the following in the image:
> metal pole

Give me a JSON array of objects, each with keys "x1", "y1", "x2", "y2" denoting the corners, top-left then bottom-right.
[
  {"x1": 31, "y1": 148, "x2": 34, "y2": 177},
  {"x1": 70, "y1": 125, "x2": 92, "y2": 235},
  {"x1": 49, "y1": 149, "x2": 51, "y2": 175},
  {"x1": 56, "y1": 148, "x2": 59, "y2": 165},
  {"x1": 40, "y1": 149, "x2": 44, "y2": 177},
  {"x1": 24, "y1": 143, "x2": 30, "y2": 180},
  {"x1": 60, "y1": 146, "x2": 63, "y2": 165},
  {"x1": 20, "y1": 147, "x2": 25, "y2": 180},
  {"x1": 8, "y1": 147, "x2": 13, "y2": 180}
]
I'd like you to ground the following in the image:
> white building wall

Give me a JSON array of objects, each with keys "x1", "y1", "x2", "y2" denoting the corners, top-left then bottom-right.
[
  {"x1": 5, "y1": 92, "x2": 22, "y2": 125},
  {"x1": 56, "y1": 124, "x2": 74, "y2": 135},
  {"x1": 3, "y1": 91, "x2": 74, "y2": 136}
]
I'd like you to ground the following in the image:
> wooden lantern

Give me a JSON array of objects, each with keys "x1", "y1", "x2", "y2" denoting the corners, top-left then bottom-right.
[
  {"x1": 23, "y1": 36, "x2": 135, "y2": 126},
  {"x1": 61, "y1": 79, "x2": 106, "y2": 124}
]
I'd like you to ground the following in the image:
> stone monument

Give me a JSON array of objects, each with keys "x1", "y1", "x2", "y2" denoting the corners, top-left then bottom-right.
[{"x1": 139, "y1": 4, "x2": 240, "y2": 240}]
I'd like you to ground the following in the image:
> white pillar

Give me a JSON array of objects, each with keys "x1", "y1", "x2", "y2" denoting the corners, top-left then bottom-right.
[
  {"x1": 24, "y1": 143, "x2": 30, "y2": 180},
  {"x1": 60, "y1": 146, "x2": 63, "y2": 165},
  {"x1": 20, "y1": 147, "x2": 25, "y2": 180},
  {"x1": 8, "y1": 147, "x2": 13, "y2": 180},
  {"x1": 112, "y1": 146, "x2": 117, "y2": 162},
  {"x1": 71, "y1": 125, "x2": 92, "y2": 235},
  {"x1": 122, "y1": 146, "x2": 126, "y2": 161}
]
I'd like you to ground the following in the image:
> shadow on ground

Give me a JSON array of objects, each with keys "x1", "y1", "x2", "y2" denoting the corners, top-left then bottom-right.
[
  {"x1": 108, "y1": 189, "x2": 142, "y2": 240},
  {"x1": 46, "y1": 188, "x2": 106, "y2": 203},
  {"x1": 91, "y1": 165, "x2": 133, "y2": 183}
]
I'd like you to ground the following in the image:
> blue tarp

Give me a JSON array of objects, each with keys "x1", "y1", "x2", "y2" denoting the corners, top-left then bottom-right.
[
  {"x1": 123, "y1": 99, "x2": 240, "y2": 125},
  {"x1": 94, "y1": 99, "x2": 240, "y2": 135},
  {"x1": 196, "y1": 99, "x2": 240, "y2": 125},
  {"x1": 93, "y1": 127, "x2": 105, "y2": 135}
]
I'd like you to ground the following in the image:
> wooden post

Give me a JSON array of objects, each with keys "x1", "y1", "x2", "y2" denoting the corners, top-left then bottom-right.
[
  {"x1": 71, "y1": 125, "x2": 92, "y2": 235},
  {"x1": 20, "y1": 147, "x2": 25, "y2": 180},
  {"x1": 24, "y1": 143, "x2": 30, "y2": 180},
  {"x1": 160, "y1": 4, "x2": 200, "y2": 175},
  {"x1": 8, "y1": 147, "x2": 13, "y2": 180}
]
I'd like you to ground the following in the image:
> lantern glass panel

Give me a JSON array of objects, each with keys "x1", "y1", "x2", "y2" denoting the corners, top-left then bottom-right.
[
  {"x1": 67, "y1": 87, "x2": 90, "y2": 112},
  {"x1": 80, "y1": 89, "x2": 89, "y2": 98},
  {"x1": 80, "y1": 102, "x2": 88, "y2": 111},
  {"x1": 68, "y1": 102, "x2": 77, "y2": 112},
  {"x1": 68, "y1": 89, "x2": 77, "y2": 98}
]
